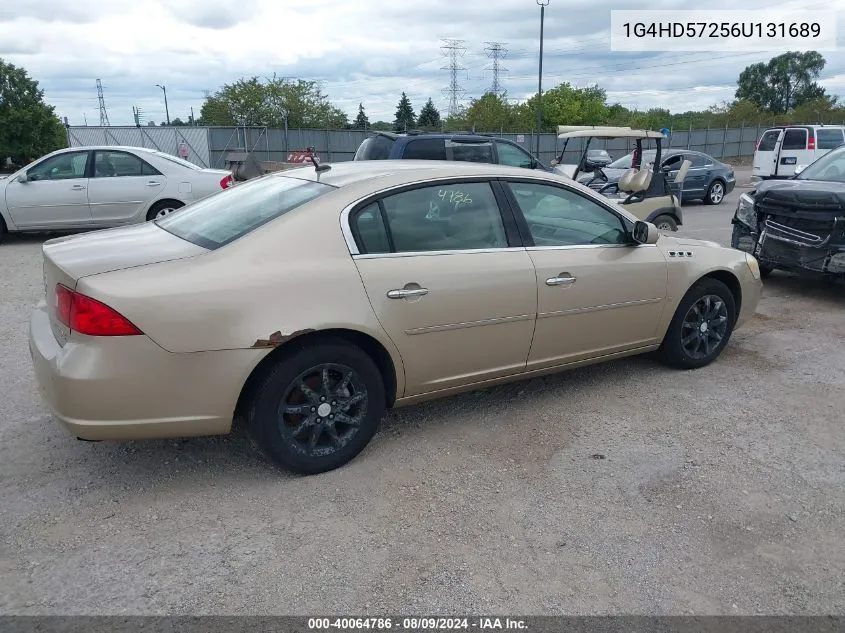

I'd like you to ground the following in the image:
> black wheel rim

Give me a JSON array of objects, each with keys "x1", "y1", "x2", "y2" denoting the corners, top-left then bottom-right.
[
  {"x1": 277, "y1": 363, "x2": 368, "y2": 458},
  {"x1": 681, "y1": 294, "x2": 729, "y2": 359}
]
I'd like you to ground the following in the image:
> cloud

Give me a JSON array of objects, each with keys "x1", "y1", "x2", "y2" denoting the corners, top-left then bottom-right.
[{"x1": 1, "y1": 0, "x2": 843, "y2": 125}]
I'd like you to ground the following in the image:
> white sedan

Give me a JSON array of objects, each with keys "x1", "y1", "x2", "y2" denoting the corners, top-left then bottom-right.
[{"x1": 0, "y1": 146, "x2": 233, "y2": 242}]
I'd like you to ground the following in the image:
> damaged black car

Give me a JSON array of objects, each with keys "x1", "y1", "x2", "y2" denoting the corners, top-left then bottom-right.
[{"x1": 731, "y1": 144, "x2": 845, "y2": 279}]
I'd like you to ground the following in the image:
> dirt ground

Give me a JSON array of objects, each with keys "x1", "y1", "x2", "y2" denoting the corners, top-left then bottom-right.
[{"x1": 0, "y1": 187, "x2": 843, "y2": 614}]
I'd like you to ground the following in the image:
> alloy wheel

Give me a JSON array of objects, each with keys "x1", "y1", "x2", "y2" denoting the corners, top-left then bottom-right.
[
  {"x1": 709, "y1": 182, "x2": 724, "y2": 204},
  {"x1": 155, "y1": 206, "x2": 179, "y2": 218},
  {"x1": 277, "y1": 363, "x2": 369, "y2": 458},
  {"x1": 680, "y1": 294, "x2": 729, "y2": 359}
]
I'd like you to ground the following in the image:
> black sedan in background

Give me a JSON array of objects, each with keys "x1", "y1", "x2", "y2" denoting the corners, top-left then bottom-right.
[{"x1": 578, "y1": 149, "x2": 736, "y2": 205}]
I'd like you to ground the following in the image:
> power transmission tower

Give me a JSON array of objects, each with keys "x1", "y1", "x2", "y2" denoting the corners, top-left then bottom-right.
[
  {"x1": 96, "y1": 79, "x2": 110, "y2": 126},
  {"x1": 132, "y1": 106, "x2": 145, "y2": 126},
  {"x1": 484, "y1": 42, "x2": 508, "y2": 98},
  {"x1": 441, "y1": 39, "x2": 467, "y2": 117}
]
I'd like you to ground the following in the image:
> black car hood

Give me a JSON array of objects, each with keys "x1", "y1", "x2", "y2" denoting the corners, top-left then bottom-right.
[{"x1": 754, "y1": 178, "x2": 845, "y2": 215}]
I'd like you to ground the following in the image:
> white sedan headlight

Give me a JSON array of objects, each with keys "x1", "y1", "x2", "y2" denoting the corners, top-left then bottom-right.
[
  {"x1": 735, "y1": 193, "x2": 756, "y2": 228},
  {"x1": 745, "y1": 252, "x2": 761, "y2": 280}
]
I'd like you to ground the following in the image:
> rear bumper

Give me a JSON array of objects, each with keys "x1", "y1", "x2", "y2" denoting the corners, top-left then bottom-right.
[{"x1": 28, "y1": 301, "x2": 262, "y2": 440}]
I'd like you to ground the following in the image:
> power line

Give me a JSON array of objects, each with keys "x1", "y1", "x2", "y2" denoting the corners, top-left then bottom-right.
[
  {"x1": 484, "y1": 41, "x2": 508, "y2": 97},
  {"x1": 441, "y1": 38, "x2": 467, "y2": 117},
  {"x1": 96, "y1": 78, "x2": 110, "y2": 126}
]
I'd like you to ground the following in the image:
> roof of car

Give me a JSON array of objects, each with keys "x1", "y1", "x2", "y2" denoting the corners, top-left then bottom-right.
[
  {"x1": 368, "y1": 131, "x2": 504, "y2": 142},
  {"x1": 273, "y1": 159, "x2": 565, "y2": 188},
  {"x1": 56, "y1": 145, "x2": 158, "y2": 153}
]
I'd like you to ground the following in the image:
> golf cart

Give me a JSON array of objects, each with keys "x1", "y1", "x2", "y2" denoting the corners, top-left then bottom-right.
[{"x1": 551, "y1": 126, "x2": 688, "y2": 232}]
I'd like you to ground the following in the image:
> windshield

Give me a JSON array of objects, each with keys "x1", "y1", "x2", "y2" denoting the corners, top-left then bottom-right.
[
  {"x1": 354, "y1": 135, "x2": 395, "y2": 160},
  {"x1": 608, "y1": 150, "x2": 657, "y2": 169},
  {"x1": 156, "y1": 175, "x2": 335, "y2": 249},
  {"x1": 797, "y1": 145, "x2": 845, "y2": 183},
  {"x1": 153, "y1": 151, "x2": 202, "y2": 170}
]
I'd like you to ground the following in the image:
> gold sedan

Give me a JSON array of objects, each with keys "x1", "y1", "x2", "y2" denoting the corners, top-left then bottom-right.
[{"x1": 29, "y1": 161, "x2": 762, "y2": 474}]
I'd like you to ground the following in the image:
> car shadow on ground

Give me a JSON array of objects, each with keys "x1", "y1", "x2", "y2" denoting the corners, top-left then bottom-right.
[
  {"x1": 763, "y1": 270, "x2": 845, "y2": 304},
  {"x1": 45, "y1": 354, "x2": 664, "y2": 488}
]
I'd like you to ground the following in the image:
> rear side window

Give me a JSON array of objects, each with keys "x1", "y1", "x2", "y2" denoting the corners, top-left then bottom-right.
[
  {"x1": 157, "y1": 175, "x2": 334, "y2": 249},
  {"x1": 688, "y1": 153, "x2": 711, "y2": 167},
  {"x1": 816, "y1": 128, "x2": 844, "y2": 150},
  {"x1": 449, "y1": 140, "x2": 494, "y2": 163},
  {"x1": 352, "y1": 182, "x2": 508, "y2": 253},
  {"x1": 757, "y1": 130, "x2": 781, "y2": 152},
  {"x1": 782, "y1": 128, "x2": 807, "y2": 150},
  {"x1": 401, "y1": 138, "x2": 447, "y2": 160},
  {"x1": 354, "y1": 135, "x2": 395, "y2": 160}
]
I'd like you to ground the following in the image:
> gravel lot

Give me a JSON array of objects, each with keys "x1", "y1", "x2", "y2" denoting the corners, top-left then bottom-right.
[{"x1": 1, "y1": 171, "x2": 843, "y2": 615}]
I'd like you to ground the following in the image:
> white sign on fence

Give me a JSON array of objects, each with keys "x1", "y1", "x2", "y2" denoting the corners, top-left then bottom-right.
[{"x1": 516, "y1": 135, "x2": 525, "y2": 143}]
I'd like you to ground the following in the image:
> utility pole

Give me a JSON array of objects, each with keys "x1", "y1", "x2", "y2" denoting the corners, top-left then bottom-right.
[
  {"x1": 96, "y1": 79, "x2": 110, "y2": 126},
  {"x1": 484, "y1": 42, "x2": 508, "y2": 98},
  {"x1": 441, "y1": 39, "x2": 467, "y2": 118},
  {"x1": 190, "y1": 106, "x2": 195, "y2": 125},
  {"x1": 156, "y1": 84, "x2": 170, "y2": 125},
  {"x1": 536, "y1": 0, "x2": 550, "y2": 157}
]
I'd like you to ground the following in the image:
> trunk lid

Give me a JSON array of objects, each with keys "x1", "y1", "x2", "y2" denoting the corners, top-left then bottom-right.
[{"x1": 42, "y1": 222, "x2": 207, "y2": 345}]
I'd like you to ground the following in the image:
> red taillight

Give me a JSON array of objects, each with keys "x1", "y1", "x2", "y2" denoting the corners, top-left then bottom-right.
[
  {"x1": 755, "y1": 137, "x2": 761, "y2": 151},
  {"x1": 220, "y1": 174, "x2": 234, "y2": 189},
  {"x1": 808, "y1": 136, "x2": 816, "y2": 150},
  {"x1": 55, "y1": 284, "x2": 142, "y2": 336}
]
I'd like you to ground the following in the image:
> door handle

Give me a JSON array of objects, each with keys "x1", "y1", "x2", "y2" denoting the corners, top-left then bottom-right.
[
  {"x1": 387, "y1": 288, "x2": 429, "y2": 299},
  {"x1": 546, "y1": 275, "x2": 577, "y2": 287},
  {"x1": 146, "y1": 181, "x2": 162, "y2": 187},
  {"x1": 71, "y1": 184, "x2": 86, "y2": 191}
]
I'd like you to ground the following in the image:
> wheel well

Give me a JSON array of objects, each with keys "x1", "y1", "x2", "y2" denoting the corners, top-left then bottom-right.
[
  {"x1": 233, "y1": 328, "x2": 399, "y2": 418},
  {"x1": 701, "y1": 270, "x2": 742, "y2": 315}
]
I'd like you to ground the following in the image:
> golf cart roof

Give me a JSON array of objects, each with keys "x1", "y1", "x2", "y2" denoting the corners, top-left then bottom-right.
[{"x1": 557, "y1": 126, "x2": 666, "y2": 140}]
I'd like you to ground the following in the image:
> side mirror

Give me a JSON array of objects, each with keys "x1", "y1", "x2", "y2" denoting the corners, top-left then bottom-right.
[
  {"x1": 794, "y1": 164, "x2": 807, "y2": 175},
  {"x1": 632, "y1": 220, "x2": 660, "y2": 245},
  {"x1": 17, "y1": 172, "x2": 28, "y2": 183}
]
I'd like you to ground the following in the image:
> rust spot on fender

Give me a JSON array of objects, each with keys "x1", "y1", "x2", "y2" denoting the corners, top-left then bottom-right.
[{"x1": 251, "y1": 329, "x2": 315, "y2": 349}]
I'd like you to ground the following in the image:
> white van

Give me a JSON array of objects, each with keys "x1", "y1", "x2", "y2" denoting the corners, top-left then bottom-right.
[{"x1": 753, "y1": 125, "x2": 845, "y2": 179}]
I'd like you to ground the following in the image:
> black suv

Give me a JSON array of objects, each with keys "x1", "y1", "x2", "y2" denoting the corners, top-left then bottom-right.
[{"x1": 353, "y1": 132, "x2": 550, "y2": 171}]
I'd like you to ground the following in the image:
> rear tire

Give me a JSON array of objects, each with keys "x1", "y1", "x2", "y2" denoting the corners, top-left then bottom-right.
[
  {"x1": 0, "y1": 216, "x2": 6, "y2": 244},
  {"x1": 704, "y1": 180, "x2": 726, "y2": 205},
  {"x1": 146, "y1": 200, "x2": 184, "y2": 222},
  {"x1": 653, "y1": 215, "x2": 678, "y2": 232},
  {"x1": 759, "y1": 265, "x2": 774, "y2": 279},
  {"x1": 247, "y1": 338, "x2": 386, "y2": 475},
  {"x1": 656, "y1": 278, "x2": 737, "y2": 370}
]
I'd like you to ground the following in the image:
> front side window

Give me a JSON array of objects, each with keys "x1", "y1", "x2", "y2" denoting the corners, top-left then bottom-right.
[
  {"x1": 94, "y1": 150, "x2": 160, "y2": 177},
  {"x1": 28, "y1": 151, "x2": 88, "y2": 181},
  {"x1": 662, "y1": 154, "x2": 684, "y2": 170},
  {"x1": 401, "y1": 138, "x2": 447, "y2": 160},
  {"x1": 496, "y1": 141, "x2": 534, "y2": 168},
  {"x1": 449, "y1": 140, "x2": 494, "y2": 164},
  {"x1": 758, "y1": 130, "x2": 782, "y2": 152},
  {"x1": 796, "y1": 145, "x2": 845, "y2": 183},
  {"x1": 782, "y1": 128, "x2": 807, "y2": 150},
  {"x1": 816, "y1": 129, "x2": 844, "y2": 150},
  {"x1": 353, "y1": 181, "x2": 508, "y2": 253},
  {"x1": 157, "y1": 175, "x2": 334, "y2": 249},
  {"x1": 506, "y1": 182, "x2": 629, "y2": 246}
]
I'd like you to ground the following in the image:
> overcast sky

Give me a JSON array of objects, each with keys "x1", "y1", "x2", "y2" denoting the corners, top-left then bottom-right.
[{"x1": 2, "y1": 0, "x2": 844, "y2": 126}]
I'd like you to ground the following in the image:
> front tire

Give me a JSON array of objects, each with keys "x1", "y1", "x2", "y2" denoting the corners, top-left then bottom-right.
[
  {"x1": 656, "y1": 278, "x2": 737, "y2": 369},
  {"x1": 759, "y1": 265, "x2": 774, "y2": 279},
  {"x1": 247, "y1": 339, "x2": 386, "y2": 474},
  {"x1": 0, "y1": 216, "x2": 6, "y2": 244},
  {"x1": 146, "y1": 200, "x2": 184, "y2": 221},
  {"x1": 704, "y1": 180, "x2": 726, "y2": 205}
]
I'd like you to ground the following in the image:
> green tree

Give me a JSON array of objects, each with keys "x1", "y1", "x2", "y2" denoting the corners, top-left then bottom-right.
[
  {"x1": 464, "y1": 92, "x2": 512, "y2": 131},
  {"x1": 393, "y1": 92, "x2": 415, "y2": 131},
  {"x1": 354, "y1": 103, "x2": 369, "y2": 129},
  {"x1": 370, "y1": 120, "x2": 393, "y2": 131},
  {"x1": 0, "y1": 58, "x2": 66, "y2": 162},
  {"x1": 526, "y1": 83, "x2": 609, "y2": 130},
  {"x1": 417, "y1": 98, "x2": 441, "y2": 129},
  {"x1": 736, "y1": 51, "x2": 832, "y2": 114}
]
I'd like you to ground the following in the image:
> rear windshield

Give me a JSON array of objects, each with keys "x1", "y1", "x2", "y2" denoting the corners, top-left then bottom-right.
[
  {"x1": 153, "y1": 151, "x2": 201, "y2": 170},
  {"x1": 156, "y1": 175, "x2": 334, "y2": 249},
  {"x1": 354, "y1": 135, "x2": 395, "y2": 160}
]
